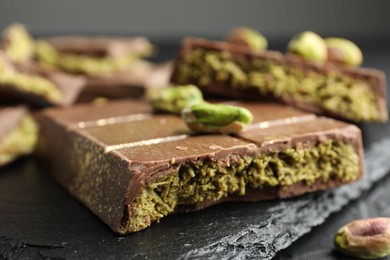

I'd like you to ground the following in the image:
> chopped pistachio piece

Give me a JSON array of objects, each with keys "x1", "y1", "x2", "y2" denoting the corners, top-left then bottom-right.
[
  {"x1": 226, "y1": 27, "x2": 268, "y2": 51},
  {"x1": 287, "y1": 31, "x2": 327, "y2": 62},
  {"x1": 182, "y1": 102, "x2": 253, "y2": 134},
  {"x1": 326, "y1": 37, "x2": 363, "y2": 67},
  {"x1": 335, "y1": 218, "x2": 390, "y2": 259},
  {"x1": 148, "y1": 85, "x2": 204, "y2": 114},
  {"x1": 2, "y1": 24, "x2": 35, "y2": 62}
]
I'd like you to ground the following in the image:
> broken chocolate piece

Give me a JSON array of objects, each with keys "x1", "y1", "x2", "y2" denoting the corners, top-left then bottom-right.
[
  {"x1": 0, "y1": 105, "x2": 38, "y2": 167},
  {"x1": 77, "y1": 61, "x2": 172, "y2": 102},
  {"x1": 0, "y1": 52, "x2": 85, "y2": 107},
  {"x1": 36, "y1": 36, "x2": 154, "y2": 75},
  {"x1": 171, "y1": 37, "x2": 388, "y2": 122},
  {"x1": 36, "y1": 100, "x2": 364, "y2": 234}
]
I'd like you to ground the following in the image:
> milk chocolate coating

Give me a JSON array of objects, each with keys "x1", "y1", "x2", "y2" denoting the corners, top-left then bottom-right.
[
  {"x1": 43, "y1": 36, "x2": 152, "y2": 58},
  {"x1": 36, "y1": 100, "x2": 364, "y2": 234},
  {"x1": 171, "y1": 37, "x2": 388, "y2": 122},
  {"x1": 77, "y1": 61, "x2": 173, "y2": 102}
]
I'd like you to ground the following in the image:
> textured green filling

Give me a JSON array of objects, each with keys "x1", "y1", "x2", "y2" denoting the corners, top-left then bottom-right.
[
  {"x1": 0, "y1": 116, "x2": 38, "y2": 166},
  {"x1": 4, "y1": 24, "x2": 35, "y2": 62},
  {"x1": 36, "y1": 41, "x2": 153, "y2": 75},
  {"x1": 0, "y1": 60, "x2": 62, "y2": 101},
  {"x1": 126, "y1": 140, "x2": 359, "y2": 232},
  {"x1": 175, "y1": 48, "x2": 380, "y2": 121}
]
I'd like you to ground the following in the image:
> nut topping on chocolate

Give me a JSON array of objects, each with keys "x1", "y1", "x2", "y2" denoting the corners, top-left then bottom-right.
[
  {"x1": 148, "y1": 85, "x2": 204, "y2": 114},
  {"x1": 326, "y1": 37, "x2": 363, "y2": 67},
  {"x1": 287, "y1": 31, "x2": 327, "y2": 62},
  {"x1": 181, "y1": 102, "x2": 253, "y2": 134},
  {"x1": 226, "y1": 27, "x2": 268, "y2": 51}
]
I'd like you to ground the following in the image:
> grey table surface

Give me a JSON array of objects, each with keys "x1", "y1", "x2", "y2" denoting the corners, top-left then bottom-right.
[{"x1": 0, "y1": 44, "x2": 390, "y2": 260}]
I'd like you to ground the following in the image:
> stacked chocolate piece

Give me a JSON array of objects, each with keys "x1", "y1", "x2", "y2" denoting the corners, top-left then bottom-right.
[
  {"x1": 0, "y1": 23, "x2": 172, "y2": 168},
  {"x1": 1, "y1": 24, "x2": 388, "y2": 234}
]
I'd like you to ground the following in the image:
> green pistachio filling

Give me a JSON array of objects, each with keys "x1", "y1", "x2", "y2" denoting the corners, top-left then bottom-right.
[
  {"x1": 0, "y1": 60, "x2": 62, "y2": 102},
  {"x1": 125, "y1": 140, "x2": 359, "y2": 232},
  {"x1": 175, "y1": 48, "x2": 380, "y2": 121},
  {"x1": 3, "y1": 24, "x2": 35, "y2": 62},
  {"x1": 0, "y1": 116, "x2": 38, "y2": 166},
  {"x1": 36, "y1": 41, "x2": 153, "y2": 75}
]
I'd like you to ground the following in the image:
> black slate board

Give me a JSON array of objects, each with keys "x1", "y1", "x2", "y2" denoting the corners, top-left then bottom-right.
[{"x1": 0, "y1": 47, "x2": 390, "y2": 260}]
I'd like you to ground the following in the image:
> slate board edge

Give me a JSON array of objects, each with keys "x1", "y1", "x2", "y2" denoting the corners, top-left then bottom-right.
[{"x1": 179, "y1": 138, "x2": 390, "y2": 260}]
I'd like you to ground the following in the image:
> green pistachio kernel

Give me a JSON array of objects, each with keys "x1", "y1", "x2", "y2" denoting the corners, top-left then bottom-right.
[
  {"x1": 334, "y1": 217, "x2": 390, "y2": 259},
  {"x1": 148, "y1": 85, "x2": 204, "y2": 114},
  {"x1": 287, "y1": 31, "x2": 327, "y2": 62},
  {"x1": 3, "y1": 23, "x2": 35, "y2": 62},
  {"x1": 182, "y1": 102, "x2": 253, "y2": 134},
  {"x1": 226, "y1": 27, "x2": 268, "y2": 51},
  {"x1": 325, "y1": 37, "x2": 363, "y2": 67}
]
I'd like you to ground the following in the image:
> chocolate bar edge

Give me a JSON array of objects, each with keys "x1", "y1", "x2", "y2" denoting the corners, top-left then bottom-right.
[{"x1": 171, "y1": 37, "x2": 388, "y2": 122}]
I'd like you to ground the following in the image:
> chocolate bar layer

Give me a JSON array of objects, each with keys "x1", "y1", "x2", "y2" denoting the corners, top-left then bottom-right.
[
  {"x1": 36, "y1": 100, "x2": 364, "y2": 234},
  {"x1": 77, "y1": 61, "x2": 172, "y2": 102},
  {"x1": 36, "y1": 36, "x2": 154, "y2": 75},
  {"x1": 0, "y1": 105, "x2": 38, "y2": 167},
  {"x1": 171, "y1": 38, "x2": 388, "y2": 122},
  {"x1": 0, "y1": 52, "x2": 85, "y2": 107}
]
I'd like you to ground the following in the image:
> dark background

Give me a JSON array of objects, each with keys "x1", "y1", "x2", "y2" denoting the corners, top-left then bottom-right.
[{"x1": 1, "y1": 0, "x2": 390, "y2": 46}]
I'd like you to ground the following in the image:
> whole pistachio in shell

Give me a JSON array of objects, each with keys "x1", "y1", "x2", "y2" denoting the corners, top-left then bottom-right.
[
  {"x1": 326, "y1": 37, "x2": 363, "y2": 67},
  {"x1": 287, "y1": 31, "x2": 327, "y2": 62},
  {"x1": 226, "y1": 27, "x2": 268, "y2": 51},
  {"x1": 334, "y1": 217, "x2": 390, "y2": 259}
]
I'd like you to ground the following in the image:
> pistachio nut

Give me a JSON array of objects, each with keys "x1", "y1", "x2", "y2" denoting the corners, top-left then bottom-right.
[
  {"x1": 182, "y1": 102, "x2": 253, "y2": 134},
  {"x1": 226, "y1": 27, "x2": 268, "y2": 51},
  {"x1": 148, "y1": 85, "x2": 204, "y2": 114},
  {"x1": 334, "y1": 217, "x2": 390, "y2": 259},
  {"x1": 326, "y1": 37, "x2": 363, "y2": 67},
  {"x1": 287, "y1": 31, "x2": 327, "y2": 62},
  {"x1": 3, "y1": 24, "x2": 35, "y2": 62}
]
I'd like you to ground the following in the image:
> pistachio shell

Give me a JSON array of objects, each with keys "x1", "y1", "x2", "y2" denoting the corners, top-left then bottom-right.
[
  {"x1": 326, "y1": 37, "x2": 363, "y2": 67},
  {"x1": 226, "y1": 27, "x2": 268, "y2": 51},
  {"x1": 334, "y1": 217, "x2": 390, "y2": 259}
]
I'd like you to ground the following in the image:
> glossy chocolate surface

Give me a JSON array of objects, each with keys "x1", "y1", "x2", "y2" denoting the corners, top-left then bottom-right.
[{"x1": 36, "y1": 100, "x2": 364, "y2": 234}]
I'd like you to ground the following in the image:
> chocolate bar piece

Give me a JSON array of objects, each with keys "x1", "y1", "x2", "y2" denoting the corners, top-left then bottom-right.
[
  {"x1": 77, "y1": 61, "x2": 172, "y2": 102},
  {"x1": 0, "y1": 52, "x2": 85, "y2": 107},
  {"x1": 36, "y1": 100, "x2": 364, "y2": 234},
  {"x1": 36, "y1": 36, "x2": 154, "y2": 75},
  {"x1": 171, "y1": 37, "x2": 388, "y2": 122},
  {"x1": 0, "y1": 105, "x2": 38, "y2": 167}
]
